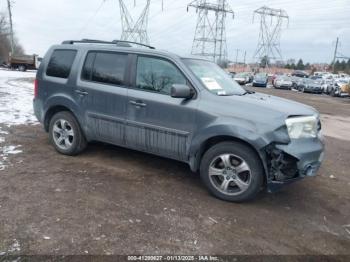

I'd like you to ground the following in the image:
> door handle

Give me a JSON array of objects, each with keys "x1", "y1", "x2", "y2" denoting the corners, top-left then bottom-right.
[
  {"x1": 75, "y1": 90, "x2": 89, "y2": 96},
  {"x1": 129, "y1": 100, "x2": 147, "y2": 107}
]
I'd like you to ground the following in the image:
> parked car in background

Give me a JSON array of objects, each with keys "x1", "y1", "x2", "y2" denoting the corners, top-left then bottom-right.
[
  {"x1": 298, "y1": 78, "x2": 323, "y2": 94},
  {"x1": 291, "y1": 70, "x2": 308, "y2": 78},
  {"x1": 228, "y1": 71, "x2": 236, "y2": 78},
  {"x1": 233, "y1": 72, "x2": 251, "y2": 85},
  {"x1": 33, "y1": 39, "x2": 325, "y2": 202},
  {"x1": 291, "y1": 76, "x2": 302, "y2": 90},
  {"x1": 274, "y1": 76, "x2": 293, "y2": 90},
  {"x1": 271, "y1": 72, "x2": 283, "y2": 86},
  {"x1": 252, "y1": 73, "x2": 268, "y2": 87},
  {"x1": 330, "y1": 79, "x2": 350, "y2": 97},
  {"x1": 321, "y1": 79, "x2": 335, "y2": 94}
]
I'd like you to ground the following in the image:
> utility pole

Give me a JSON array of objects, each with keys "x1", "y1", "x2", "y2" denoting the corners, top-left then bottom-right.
[
  {"x1": 235, "y1": 49, "x2": 239, "y2": 64},
  {"x1": 188, "y1": 0, "x2": 234, "y2": 63},
  {"x1": 7, "y1": 0, "x2": 14, "y2": 54},
  {"x1": 253, "y1": 6, "x2": 289, "y2": 67},
  {"x1": 332, "y1": 37, "x2": 339, "y2": 72}
]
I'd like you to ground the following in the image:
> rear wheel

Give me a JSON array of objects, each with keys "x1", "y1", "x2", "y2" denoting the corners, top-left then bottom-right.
[
  {"x1": 49, "y1": 111, "x2": 87, "y2": 155},
  {"x1": 200, "y1": 142, "x2": 264, "y2": 202}
]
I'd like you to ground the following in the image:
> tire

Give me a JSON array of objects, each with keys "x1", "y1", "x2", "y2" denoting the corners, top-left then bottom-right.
[
  {"x1": 200, "y1": 141, "x2": 264, "y2": 202},
  {"x1": 18, "y1": 65, "x2": 27, "y2": 72},
  {"x1": 330, "y1": 89, "x2": 336, "y2": 97},
  {"x1": 49, "y1": 111, "x2": 87, "y2": 155}
]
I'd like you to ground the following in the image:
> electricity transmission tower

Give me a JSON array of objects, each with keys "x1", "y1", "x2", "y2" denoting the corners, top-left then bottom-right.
[
  {"x1": 118, "y1": 0, "x2": 151, "y2": 45},
  {"x1": 253, "y1": 6, "x2": 289, "y2": 67},
  {"x1": 188, "y1": 0, "x2": 234, "y2": 63}
]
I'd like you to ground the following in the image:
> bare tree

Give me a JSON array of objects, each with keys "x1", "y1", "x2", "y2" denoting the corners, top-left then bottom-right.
[{"x1": 0, "y1": 12, "x2": 24, "y2": 64}]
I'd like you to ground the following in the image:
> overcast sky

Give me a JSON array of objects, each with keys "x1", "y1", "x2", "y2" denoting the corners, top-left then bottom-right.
[{"x1": 1, "y1": 0, "x2": 349, "y2": 63}]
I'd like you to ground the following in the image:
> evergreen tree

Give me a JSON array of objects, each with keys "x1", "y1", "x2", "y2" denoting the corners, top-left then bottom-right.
[{"x1": 296, "y1": 59, "x2": 305, "y2": 70}]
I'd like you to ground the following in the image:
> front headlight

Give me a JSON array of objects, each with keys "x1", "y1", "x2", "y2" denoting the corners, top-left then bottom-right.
[{"x1": 285, "y1": 116, "x2": 318, "y2": 139}]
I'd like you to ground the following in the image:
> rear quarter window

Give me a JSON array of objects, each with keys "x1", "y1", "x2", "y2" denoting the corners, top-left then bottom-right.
[{"x1": 46, "y1": 50, "x2": 77, "y2": 79}]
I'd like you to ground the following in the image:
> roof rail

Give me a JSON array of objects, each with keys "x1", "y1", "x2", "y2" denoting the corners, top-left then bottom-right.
[{"x1": 61, "y1": 39, "x2": 155, "y2": 49}]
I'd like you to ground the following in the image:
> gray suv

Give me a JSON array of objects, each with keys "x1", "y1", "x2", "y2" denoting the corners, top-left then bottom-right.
[{"x1": 33, "y1": 39, "x2": 324, "y2": 202}]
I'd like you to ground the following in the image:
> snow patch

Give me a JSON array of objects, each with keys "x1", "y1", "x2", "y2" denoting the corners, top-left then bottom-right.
[
  {"x1": 0, "y1": 68, "x2": 37, "y2": 127},
  {"x1": 0, "y1": 239, "x2": 21, "y2": 255}
]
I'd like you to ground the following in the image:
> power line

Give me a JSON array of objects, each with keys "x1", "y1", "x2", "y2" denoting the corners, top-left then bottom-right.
[{"x1": 77, "y1": 0, "x2": 106, "y2": 37}]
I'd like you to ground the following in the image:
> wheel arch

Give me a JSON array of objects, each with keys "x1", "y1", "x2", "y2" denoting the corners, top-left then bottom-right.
[
  {"x1": 43, "y1": 95, "x2": 84, "y2": 133},
  {"x1": 44, "y1": 105, "x2": 75, "y2": 132},
  {"x1": 189, "y1": 133, "x2": 269, "y2": 185}
]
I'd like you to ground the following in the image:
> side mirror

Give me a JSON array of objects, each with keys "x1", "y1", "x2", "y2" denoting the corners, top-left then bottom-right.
[{"x1": 170, "y1": 84, "x2": 193, "y2": 99}]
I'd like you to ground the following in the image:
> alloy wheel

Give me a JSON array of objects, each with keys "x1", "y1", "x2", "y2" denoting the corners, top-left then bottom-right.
[
  {"x1": 52, "y1": 119, "x2": 75, "y2": 150},
  {"x1": 208, "y1": 154, "x2": 251, "y2": 196}
]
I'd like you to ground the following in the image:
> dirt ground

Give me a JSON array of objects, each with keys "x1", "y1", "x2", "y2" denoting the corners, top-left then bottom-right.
[{"x1": 0, "y1": 87, "x2": 350, "y2": 256}]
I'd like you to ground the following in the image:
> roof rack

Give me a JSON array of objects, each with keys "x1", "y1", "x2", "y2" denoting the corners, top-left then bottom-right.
[{"x1": 62, "y1": 39, "x2": 155, "y2": 49}]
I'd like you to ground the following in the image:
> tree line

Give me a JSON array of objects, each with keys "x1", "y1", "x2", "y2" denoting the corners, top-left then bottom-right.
[
  {"x1": 259, "y1": 56, "x2": 350, "y2": 74},
  {"x1": 0, "y1": 13, "x2": 24, "y2": 64},
  {"x1": 285, "y1": 58, "x2": 350, "y2": 74}
]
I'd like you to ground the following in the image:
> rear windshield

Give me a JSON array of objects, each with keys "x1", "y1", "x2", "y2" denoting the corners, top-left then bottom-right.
[
  {"x1": 46, "y1": 50, "x2": 77, "y2": 79},
  {"x1": 182, "y1": 58, "x2": 245, "y2": 96}
]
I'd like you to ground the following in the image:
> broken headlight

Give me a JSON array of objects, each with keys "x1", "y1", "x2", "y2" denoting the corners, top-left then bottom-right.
[{"x1": 285, "y1": 116, "x2": 317, "y2": 139}]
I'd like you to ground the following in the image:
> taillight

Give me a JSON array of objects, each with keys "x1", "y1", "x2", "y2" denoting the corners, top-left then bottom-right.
[{"x1": 34, "y1": 79, "x2": 38, "y2": 98}]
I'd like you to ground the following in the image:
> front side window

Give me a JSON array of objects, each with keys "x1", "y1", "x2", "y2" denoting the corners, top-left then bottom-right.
[
  {"x1": 46, "y1": 50, "x2": 77, "y2": 79},
  {"x1": 82, "y1": 52, "x2": 127, "y2": 86},
  {"x1": 136, "y1": 56, "x2": 187, "y2": 95}
]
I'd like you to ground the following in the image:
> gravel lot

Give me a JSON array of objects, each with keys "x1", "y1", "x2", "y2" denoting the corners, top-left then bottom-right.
[{"x1": 0, "y1": 77, "x2": 349, "y2": 256}]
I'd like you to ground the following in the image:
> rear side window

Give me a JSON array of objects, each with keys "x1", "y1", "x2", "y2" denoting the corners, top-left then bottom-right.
[
  {"x1": 81, "y1": 52, "x2": 127, "y2": 86},
  {"x1": 46, "y1": 50, "x2": 77, "y2": 79}
]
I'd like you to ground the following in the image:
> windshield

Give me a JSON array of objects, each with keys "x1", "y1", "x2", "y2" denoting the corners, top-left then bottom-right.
[
  {"x1": 255, "y1": 73, "x2": 266, "y2": 79},
  {"x1": 235, "y1": 73, "x2": 247, "y2": 78},
  {"x1": 182, "y1": 59, "x2": 245, "y2": 96}
]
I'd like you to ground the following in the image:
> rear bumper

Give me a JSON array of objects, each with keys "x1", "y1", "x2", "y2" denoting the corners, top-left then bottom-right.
[
  {"x1": 253, "y1": 82, "x2": 267, "y2": 87},
  {"x1": 33, "y1": 98, "x2": 44, "y2": 123},
  {"x1": 266, "y1": 135, "x2": 325, "y2": 192},
  {"x1": 275, "y1": 85, "x2": 292, "y2": 89},
  {"x1": 305, "y1": 88, "x2": 323, "y2": 93}
]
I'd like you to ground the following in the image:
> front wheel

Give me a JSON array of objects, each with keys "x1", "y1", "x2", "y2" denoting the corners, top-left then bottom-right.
[
  {"x1": 200, "y1": 142, "x2": 264, "y2": 202},
  {"x1": 49, "y1": 111, "x2": 87, "y2": 155}
]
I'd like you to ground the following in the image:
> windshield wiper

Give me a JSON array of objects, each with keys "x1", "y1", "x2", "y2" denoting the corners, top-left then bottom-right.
[{"x1": 241, "y1": 90, "x2": 255, "y2": 96}]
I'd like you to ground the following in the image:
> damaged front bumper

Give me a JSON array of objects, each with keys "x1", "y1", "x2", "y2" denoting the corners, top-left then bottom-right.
[{"x1": 265, "y1": 134, "x2": 325, "y2": 192}]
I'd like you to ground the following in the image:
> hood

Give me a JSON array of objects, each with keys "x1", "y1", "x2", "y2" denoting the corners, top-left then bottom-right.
[{"x1": 210, "y1": 92, "x2": 318, "y2": 122}]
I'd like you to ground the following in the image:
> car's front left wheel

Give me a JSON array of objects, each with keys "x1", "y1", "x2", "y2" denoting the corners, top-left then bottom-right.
[
  {"x1": 49, "y1": 111, "x2": 87, "y2": 155},
  {"x1": 200, "y1": 141, "x2": 264, "y2": 202}
]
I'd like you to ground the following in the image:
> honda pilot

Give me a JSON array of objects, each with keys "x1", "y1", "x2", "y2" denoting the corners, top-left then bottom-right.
[{"x1": 33, "y1": 40, "x2": 325, "y2": 202}]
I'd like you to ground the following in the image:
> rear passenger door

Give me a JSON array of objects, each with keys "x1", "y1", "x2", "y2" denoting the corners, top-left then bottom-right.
[
  {"x1": 76, "y1": 51, "x2": 129, "y2": 145},
  {"x1": 125, "y1": 55, "x2": 198, "y2": 161}
]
